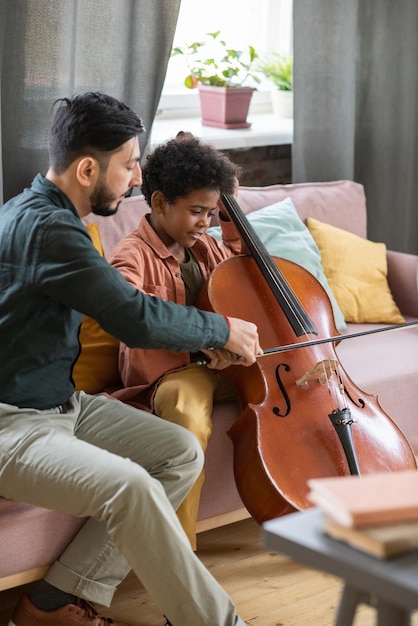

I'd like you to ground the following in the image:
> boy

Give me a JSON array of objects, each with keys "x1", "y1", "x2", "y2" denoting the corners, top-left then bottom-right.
[{"x1": 110, "y1": 136, "x2": 244, "y2": 548}]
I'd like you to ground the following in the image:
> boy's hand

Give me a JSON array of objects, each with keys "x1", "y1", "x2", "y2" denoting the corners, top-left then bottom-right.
[{"x1": 199, "y1": 348, "x2": 242, "y2": 370}]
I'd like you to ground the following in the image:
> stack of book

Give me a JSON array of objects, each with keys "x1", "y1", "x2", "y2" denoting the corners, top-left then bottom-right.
[{"x1": 307, "y1": 469, "x2": 418, "y2": 559}]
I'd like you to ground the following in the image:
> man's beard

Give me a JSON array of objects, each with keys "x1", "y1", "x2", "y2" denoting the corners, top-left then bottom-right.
[{"x1": 91, "y1": 181, "x2": 123, "y2": 216}]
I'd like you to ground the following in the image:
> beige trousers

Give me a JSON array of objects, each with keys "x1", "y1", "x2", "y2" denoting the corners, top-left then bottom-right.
[
  {"x1": 153, "y1": 364, "x2": 237, "y2": 549},
  {"x1": 0, "y1": 392, "x2": 244, "y2": 626}
]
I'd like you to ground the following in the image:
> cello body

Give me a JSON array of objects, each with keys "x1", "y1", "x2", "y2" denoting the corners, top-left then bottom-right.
[{"x1": 196, "y1": 252, "x2": 417, "y2": 524}]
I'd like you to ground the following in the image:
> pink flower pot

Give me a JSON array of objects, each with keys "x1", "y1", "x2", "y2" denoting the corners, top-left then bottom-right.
[{"x1": 198, "y1": 86, "x2": 256, "y2": 129}]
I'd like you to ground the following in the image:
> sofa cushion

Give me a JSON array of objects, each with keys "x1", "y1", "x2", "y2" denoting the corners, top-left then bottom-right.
[
  {"x1": 235, "y1": 180, "x2": 368, "y2": 238},
  {"x1": 82, "y1": 196, "x2": 146, "y2": 259},
  {"x1": 0, "y1": 498, "x2": 85, "y2": 579},
  {"x1": 306, "y1": 218, "x2": 405, "y2": 324},
  {"x1": 207, "y1": 198, "x2": 346, "y2": 331},
  {"x1": 72, "y1": 223, "x2": 121, "y2": 394}
]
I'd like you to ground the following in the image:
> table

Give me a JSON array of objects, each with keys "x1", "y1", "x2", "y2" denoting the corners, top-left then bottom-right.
[{"x1": 263, "y1": 508, "x2": 418, "y2": 626}]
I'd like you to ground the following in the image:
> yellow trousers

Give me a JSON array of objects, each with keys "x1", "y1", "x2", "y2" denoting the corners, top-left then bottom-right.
[{"x1": 153, "y1": 363, "x2": 237, "y2": 549}]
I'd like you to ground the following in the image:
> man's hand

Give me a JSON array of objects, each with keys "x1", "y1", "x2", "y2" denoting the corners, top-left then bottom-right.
[
  {"x1": 223, "y1": 316, "x2": 262, "y2": 366},
  {"x1": 199, "y1": 317, "x2": 261, "y2": 369}
]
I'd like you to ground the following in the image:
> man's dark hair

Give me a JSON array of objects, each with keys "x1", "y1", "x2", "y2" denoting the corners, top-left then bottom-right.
[
  {"x1": 141, "y1": 136, "x2": 241, "y2": 206},
  {"x1": 49, "y1": 92, "x2": 145, "y2": 173}
]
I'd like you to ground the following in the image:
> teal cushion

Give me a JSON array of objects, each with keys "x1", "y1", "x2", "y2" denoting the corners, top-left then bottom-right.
[{"x1": 207, "y1": 197, "x2": 346, "y2": 332}]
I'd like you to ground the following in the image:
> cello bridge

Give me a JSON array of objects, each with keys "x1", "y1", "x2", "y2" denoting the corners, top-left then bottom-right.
[{"x1": 295, "y1": 359, "x2": 339, "y2": 388}]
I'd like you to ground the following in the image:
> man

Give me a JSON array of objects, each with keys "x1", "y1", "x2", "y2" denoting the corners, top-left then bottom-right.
[{"x1": 0, "y1": 92, "x2": 261, "y2": 626}]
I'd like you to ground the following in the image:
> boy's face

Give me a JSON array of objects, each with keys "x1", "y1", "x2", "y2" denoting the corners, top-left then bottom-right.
[{"x1": 151, "y1": 188, "x2": 220, "y2": 250}]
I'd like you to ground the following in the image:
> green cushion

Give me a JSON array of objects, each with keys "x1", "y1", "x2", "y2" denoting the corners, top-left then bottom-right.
[{"x1": 207, "y1": 197, "x2": 346, "y2": 332}]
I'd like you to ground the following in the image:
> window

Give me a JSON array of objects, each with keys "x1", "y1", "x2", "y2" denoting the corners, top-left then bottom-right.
[{"x1": 157, "y1": 0, "x2": 293, "y2": 119}]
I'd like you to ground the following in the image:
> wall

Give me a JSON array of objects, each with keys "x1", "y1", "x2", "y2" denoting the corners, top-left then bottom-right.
[{"x1": 221, "y1": 144, "x2": 292, "y2": 187}]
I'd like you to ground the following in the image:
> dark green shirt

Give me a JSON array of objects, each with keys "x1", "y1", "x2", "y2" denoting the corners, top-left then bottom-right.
[{"x1": 0, "y1": 174, "x2": 229, "y2": 409}]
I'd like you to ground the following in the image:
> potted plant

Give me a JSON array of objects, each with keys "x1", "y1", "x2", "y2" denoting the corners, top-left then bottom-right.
[
  {"x1": 257, "y1": 53, "x2": 293, "y2": 118},
  {"x1": 171, "y1": 31, "x2": 260, "y2": 129}
]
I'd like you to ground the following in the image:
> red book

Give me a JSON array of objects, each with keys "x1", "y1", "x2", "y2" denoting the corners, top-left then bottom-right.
[{"x1": 307, "y1": 469, "x2": 418, "y2": 528}]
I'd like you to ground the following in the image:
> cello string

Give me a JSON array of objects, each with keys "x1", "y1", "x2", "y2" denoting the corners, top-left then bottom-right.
[
  {"x1": 221, "y1": 195, "x2": 333, "y2": 409},
  {"x1": 222, "y1": 194, "x2": 356, "y2": 412},
  {"x1": 221, "y1": 194, "x2": 315, "y2": 337},
  {"x1": 221, "y1": 194, "x2": 328, "y2": 392},
  {"x1": 322, "y1": 359, "x2": 338, "y2": 413},
  {"x1": 222, "y1": 196, "x2": 417, "y2": 412}
]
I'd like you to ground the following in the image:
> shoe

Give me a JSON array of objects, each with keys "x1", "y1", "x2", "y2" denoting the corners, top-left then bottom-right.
[{"x1": 9, "y1": 593, "x2": 133, "y2": 626}]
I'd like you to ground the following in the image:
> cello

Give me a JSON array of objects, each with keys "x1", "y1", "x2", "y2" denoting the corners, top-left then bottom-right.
[{"x1": 196, "y1": 193, "x2": 417, "y2": 525}]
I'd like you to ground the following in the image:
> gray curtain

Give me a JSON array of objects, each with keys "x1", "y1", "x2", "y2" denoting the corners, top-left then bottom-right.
[
  {"x1": 293, "y1": 0, "x2": 418, "y2": 254},
  {"x1": 0, "y1": 0, "x2": 181, "y2": 203}
]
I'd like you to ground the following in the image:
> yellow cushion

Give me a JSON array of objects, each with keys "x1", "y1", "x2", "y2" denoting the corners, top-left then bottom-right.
[
  {"x1": 306, "y1": 218, "x2": 405, "y2": 324},
  {"x1": 72, "y1": 223, "x2": 121, "y2": 393},
  {"x1": 86, "y1": 220, "x2": 104, "y2": 255}
]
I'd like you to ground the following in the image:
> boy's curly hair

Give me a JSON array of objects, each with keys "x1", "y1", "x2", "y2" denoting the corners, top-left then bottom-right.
[{"x1": 141, "y1": 136, "x2": 241, "y2": 206}]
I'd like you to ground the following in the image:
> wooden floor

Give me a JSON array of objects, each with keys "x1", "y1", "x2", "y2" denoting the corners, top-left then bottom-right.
[{"x1": 0, "y1": 517, "x2": 416, "y2": 626}]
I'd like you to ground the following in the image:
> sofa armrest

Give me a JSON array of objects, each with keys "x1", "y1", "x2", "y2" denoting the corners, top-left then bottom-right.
[{"x1": 387, "y1": 249, "x2": 418, "y2": 317}]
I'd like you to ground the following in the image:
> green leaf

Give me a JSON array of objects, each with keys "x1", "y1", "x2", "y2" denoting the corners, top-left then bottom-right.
[{"x1": 171, "y1": 31, "x2": 259, "y2": 89}]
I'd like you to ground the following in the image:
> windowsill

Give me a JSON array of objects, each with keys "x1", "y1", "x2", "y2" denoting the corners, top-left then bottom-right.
[{"x1": 149, "y1": 113, "x2": 293, "y2": 151}]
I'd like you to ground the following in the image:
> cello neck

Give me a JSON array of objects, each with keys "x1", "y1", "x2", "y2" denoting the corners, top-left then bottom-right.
[{"x1": 219, "y1": 193, "x2": 317, "y2": 337}]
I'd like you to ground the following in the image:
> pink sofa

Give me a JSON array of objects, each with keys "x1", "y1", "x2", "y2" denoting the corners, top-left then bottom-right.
[{"x1": 1, "y1": 180, "x2": 417, "y2": 591}]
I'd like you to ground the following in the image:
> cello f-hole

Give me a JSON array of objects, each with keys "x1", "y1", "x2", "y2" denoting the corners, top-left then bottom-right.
[{"x1": 272, "y1": 362, "x2": 291, "y2": 417}]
